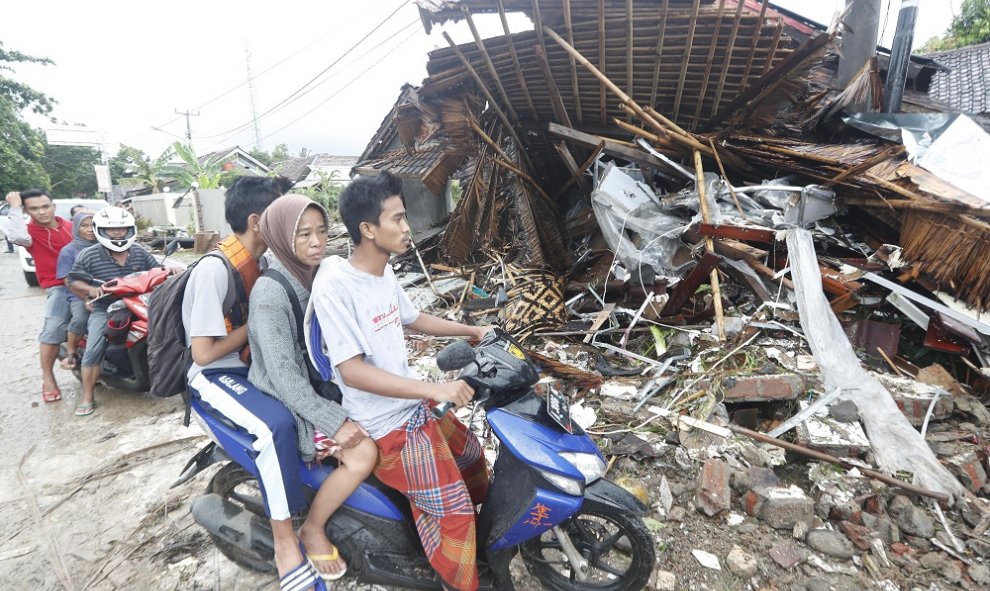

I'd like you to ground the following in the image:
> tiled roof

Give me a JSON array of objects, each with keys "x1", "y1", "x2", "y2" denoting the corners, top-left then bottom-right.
[
  {"x1": 274, "y1": 156, "x2": 314, "y2": 182},
  {"x1": 310, "y1": 154, "x2": 359, "y2": 168},
  {"x1": 926, "y1": 42, "x2": 990, "y2": 115}
]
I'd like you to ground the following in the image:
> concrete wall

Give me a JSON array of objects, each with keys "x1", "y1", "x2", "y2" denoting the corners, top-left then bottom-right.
[
  {"x1": 130, "y1": 193, "x2": 196, "y2": 229},
  {"x1": 196, "y1": 189, "x2": 232, "y2": 236},
  {"x1": 401, "y1": 177, "x2": 448, "y2": 234}
]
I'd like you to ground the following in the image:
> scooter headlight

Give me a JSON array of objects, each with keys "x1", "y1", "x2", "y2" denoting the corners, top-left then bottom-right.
[
  {"x1": 560, "y1": 452, "x2": 606, "y2": 484},
  {"x1": 539, "y1": 471, "x2": 584, "y2": 496}
]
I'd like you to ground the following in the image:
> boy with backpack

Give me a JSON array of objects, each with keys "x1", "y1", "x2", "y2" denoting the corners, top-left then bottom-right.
[
  {"x1": 312, "y1": 172, "x2": 491, "y2": 591},
  {"x1": 176, "y1": 176, "x2": 360, "y2": 588}
]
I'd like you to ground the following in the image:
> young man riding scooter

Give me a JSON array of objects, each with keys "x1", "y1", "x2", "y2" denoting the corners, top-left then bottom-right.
[
  {"x1": 183, "y1": 177, "x2": 364, "y2": 591},
  {"x1": 313, "y1": 171, "x2": 492, "y2": 591}
]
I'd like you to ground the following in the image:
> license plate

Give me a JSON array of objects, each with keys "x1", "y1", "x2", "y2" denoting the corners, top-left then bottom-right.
[{"x1": 546, "y1": 385, "x2": 573, "y2": 433}]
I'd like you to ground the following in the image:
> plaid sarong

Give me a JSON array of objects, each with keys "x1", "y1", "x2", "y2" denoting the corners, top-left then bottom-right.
[{"x1": 374, "y1": 402, "x2": 489, "y2": 591}]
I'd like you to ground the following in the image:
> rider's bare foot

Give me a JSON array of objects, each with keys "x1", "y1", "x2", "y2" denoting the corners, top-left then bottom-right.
[{"x1": 299, "y1": 523, "x2": 346, "y2": 579}]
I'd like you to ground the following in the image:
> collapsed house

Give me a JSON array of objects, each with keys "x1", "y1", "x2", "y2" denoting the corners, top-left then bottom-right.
[{"x1": 350, "y1": 4, "x2": 990, "y2": 580}]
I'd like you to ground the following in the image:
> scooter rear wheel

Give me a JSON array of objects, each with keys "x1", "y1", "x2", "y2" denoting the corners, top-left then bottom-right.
[
  {"x1": 208, "y1": 463, "x2": 275, "y2": 572},
  {"x1": 520, "y1": 506, "x2": 655, "y2": 591}
]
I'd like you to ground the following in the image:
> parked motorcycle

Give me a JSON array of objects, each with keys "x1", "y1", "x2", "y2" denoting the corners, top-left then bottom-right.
[
  {"x1": 61, "y1": 241, "x2": 179, "y2": 392},
  {"x1": 174, "y1": 329, "x2": 656, "y2": 590}
]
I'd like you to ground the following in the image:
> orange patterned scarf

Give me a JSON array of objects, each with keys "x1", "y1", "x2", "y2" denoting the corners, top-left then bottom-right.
[{"x1": 215, "y1": 235, "x2": 260, "y2": 337}]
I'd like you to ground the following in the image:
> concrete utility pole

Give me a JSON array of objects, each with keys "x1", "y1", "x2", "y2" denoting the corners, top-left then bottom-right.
[
  {"x1": 175, "y1": 108, "x2": 200, "y2": 149},
  {"x1": 882, "y1": 0, "x2": 919, "y2": 113},
  {"x1": 837, "y1": 0, "x2": 881, "y2": 89}
]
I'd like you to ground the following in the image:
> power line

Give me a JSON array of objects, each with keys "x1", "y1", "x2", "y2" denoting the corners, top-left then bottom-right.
[
  {"x1": 122, "y1": 0, "x2": 410, "y2": 144},
  {"x1": 251, "y1": 26, "x2": 421, "y2": 146},
  {"x1": 200, "y1": 1, "x2": 412, "y2": 141}
]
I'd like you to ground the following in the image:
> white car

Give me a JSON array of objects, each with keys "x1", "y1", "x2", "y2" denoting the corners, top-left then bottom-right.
[{"x1": 1, "y1": 198, "x2": 109, "y2": 287}]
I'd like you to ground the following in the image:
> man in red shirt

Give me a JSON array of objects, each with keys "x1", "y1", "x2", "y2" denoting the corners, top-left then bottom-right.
[{"x1": 5, "y1": 190, "x2": 74, "y2": 402}]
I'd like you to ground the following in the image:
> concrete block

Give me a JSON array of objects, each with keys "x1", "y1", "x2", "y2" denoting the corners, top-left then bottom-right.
[
  {"x1": 742, "y1": 485, "x2": 814, "y2": 530},
  {"x1": 794, "y1": 401, "x2": 870, "y2": 458}
]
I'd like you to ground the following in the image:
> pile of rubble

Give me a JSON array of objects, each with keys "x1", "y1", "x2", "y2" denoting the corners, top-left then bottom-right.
[{"x1": 352, "y1": 2, "x2": 990, "y2": 588}]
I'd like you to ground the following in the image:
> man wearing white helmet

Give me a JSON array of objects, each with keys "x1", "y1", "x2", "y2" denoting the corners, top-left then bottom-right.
[{"x1": 68, "y1": 207, "x2": 161, "y2": 416}]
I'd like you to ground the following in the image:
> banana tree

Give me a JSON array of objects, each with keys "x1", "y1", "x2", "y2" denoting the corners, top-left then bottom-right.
[{"x1": 162, "y1": 142, "x2": 230, "y2": 189}]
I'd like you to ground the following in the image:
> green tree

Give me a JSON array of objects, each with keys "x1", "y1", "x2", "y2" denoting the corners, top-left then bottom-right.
[
  {"x1": 920, "y1": 0, "x2": 990, "y2": 52},
  {"x1": 43, "y1": 144, "x2": 101, "y2": 198},
  {"x1": 296, "y1": 170, "x2": 342, "y2": 218},
  {"x1": 0, "y1": 41, "x2": 54, "y2": 192},
  {"x1": 162, "y1": 141, "x2": 229, "y2": 189},
  {"x1": 270, "y1": 143, "x2": 291, "y2": 166},
  {"x1": 248, "y1": 146, "x2": 272, "y2": 168}
]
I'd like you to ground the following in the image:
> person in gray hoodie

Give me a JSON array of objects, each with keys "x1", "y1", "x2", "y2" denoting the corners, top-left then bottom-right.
[{"x1": 249, "y1": 194, "x2": 377, "y2": 586}]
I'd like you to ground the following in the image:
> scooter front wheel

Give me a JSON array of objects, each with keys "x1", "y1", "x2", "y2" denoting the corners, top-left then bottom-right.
[{"x1": 520, "y1": 506, "x2": 655, "y2": 591}]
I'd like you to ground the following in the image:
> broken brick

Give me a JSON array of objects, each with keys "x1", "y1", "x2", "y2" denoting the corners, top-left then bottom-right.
[
  {"x1": 839, "y1": 520, "x2": 874, "y2": 551},
  {"x1": 946, "y1": 450, "x2": 988, "y2": 493},
  {"x1": 743, "y1": 485, "x2": 814, "y2": 530},
  {"x1": 890, "y1": 390, "x2": 954, "y2": 426},
  {"x1": 695, "y1": 458, "x2": 731, "y2": 517},
  {"x1": 721, "y1": 374, "x2": 806, "y2": 402}
]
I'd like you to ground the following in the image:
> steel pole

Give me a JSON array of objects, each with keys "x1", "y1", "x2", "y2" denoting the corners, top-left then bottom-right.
[{"x1": 882, "y1": 0, "x2": 919, "y2": 112}]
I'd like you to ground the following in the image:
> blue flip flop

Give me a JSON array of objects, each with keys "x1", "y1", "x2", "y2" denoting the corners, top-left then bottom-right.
[{"x1": 279, "y1": 558, "x2": 327, "y2": 591}]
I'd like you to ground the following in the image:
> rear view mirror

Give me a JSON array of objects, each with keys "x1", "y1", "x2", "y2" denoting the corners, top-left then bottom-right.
[
  {"x1": 437, "y1": 340, "x2": 476, "y2": 372},
  {"x1": 164, "y1": 239, "x2": 180, "y2": 257}
]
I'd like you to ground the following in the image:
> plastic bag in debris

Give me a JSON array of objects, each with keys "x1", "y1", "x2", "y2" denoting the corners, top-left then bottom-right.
[
  {"x1": 590, "y1": 163, "x2": 693, "y2": 278},
  {"x1": 785, "y1": 228, "x2": 965, "y2": 502}
]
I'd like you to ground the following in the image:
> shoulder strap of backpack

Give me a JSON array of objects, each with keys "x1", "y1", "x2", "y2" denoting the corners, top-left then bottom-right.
[
  {"x1": 261, "y1": 267, "x2": 306, "y2": 350},
  {"x1": 203, "y1": 252, "x2": 247, "y2": 327}
]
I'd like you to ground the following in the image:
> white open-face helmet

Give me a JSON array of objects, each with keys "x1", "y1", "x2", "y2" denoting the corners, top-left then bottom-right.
[{"x1": 93, "y1": 206, "x2": 137, "y2": 252}]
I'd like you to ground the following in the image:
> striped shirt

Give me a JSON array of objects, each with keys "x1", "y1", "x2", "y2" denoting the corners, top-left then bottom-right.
[{"x1": 71, "y1": 243, "x2": 159, "y2": 310}]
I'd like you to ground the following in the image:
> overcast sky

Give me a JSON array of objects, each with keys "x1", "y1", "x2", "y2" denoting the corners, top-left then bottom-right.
[{"x1": 1, "y1": 1, "x2": 958, "y2": 161}]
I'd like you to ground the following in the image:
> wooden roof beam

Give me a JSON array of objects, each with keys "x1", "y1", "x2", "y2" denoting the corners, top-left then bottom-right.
[
  {"x1": 462, "y1": 5, "x2": 520, "y2": 124},
  {"x1": 649, "y1": 0, "x2": 669, "y2": 109},
  {"x1": 710, "y1": 0, "x2": 745, "y2": 117},
  {"x1": 535, "y1": 44, "x2": 573, "y2": 128},
  {"x1": 496, "y1": 0, "x2": 539, "y2": 120},
  {"x1": 762, "y1": 18, "x2": 784, "y2": 76},
  {"x1": 671, "y1": 0, "x2": 702, "y2": 122},
  {"x1": 563, "y1": 0, "x2": 584, "y2": 124},
  {"x1": 740, "y1": 0, "x2": 770, "y2": 91},
  {"x1": 598, "y1": 0, "x2": 607, "y2": 125},
  {"x1": 625, "y1": 0, "x2": 634, "y2": 123},
  {"x1": 690, "y1": 0, "x2": 726, "y2": 130}
]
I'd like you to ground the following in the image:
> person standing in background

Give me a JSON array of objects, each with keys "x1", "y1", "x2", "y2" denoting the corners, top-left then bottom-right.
[{"x1": 4, "y1": 190, "x2": 74, "y2": 403}]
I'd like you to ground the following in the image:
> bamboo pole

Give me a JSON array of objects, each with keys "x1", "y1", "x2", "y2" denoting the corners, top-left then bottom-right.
[
  {"x1": 708, "y1": 138, "x2": 748, "y2": 219},
  {"x1": 562, "y1": 0, "x2": 583, "y2": 124},
  {"x1": 843, "y1": 196, "x2": 990, "y2": 219},
  {"x1": 461, "y1": 5, "x2": 519, "y2": 123},
  {"x1": 694, "y1": 149, "x2": 726, "y2": 341},
  {"x1": 496, "y1": 0, "x2": 538, "y2": 119},
  {"x1": 442, "y1": 31, "x2": 534, "y2": 172}
]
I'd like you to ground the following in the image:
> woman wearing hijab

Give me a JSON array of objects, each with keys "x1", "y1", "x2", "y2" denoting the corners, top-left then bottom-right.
[
  {"x1": 248, "y1": 194, "x2": 377, "y2": 589},
  {"x1": 55, "y1": 210, "x2": 97, "y2": 369}
]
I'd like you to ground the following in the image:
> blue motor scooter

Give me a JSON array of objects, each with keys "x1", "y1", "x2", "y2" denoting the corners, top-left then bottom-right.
[{"x1": 174, "y1": 329, "x2": 656, "y2": 590}]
